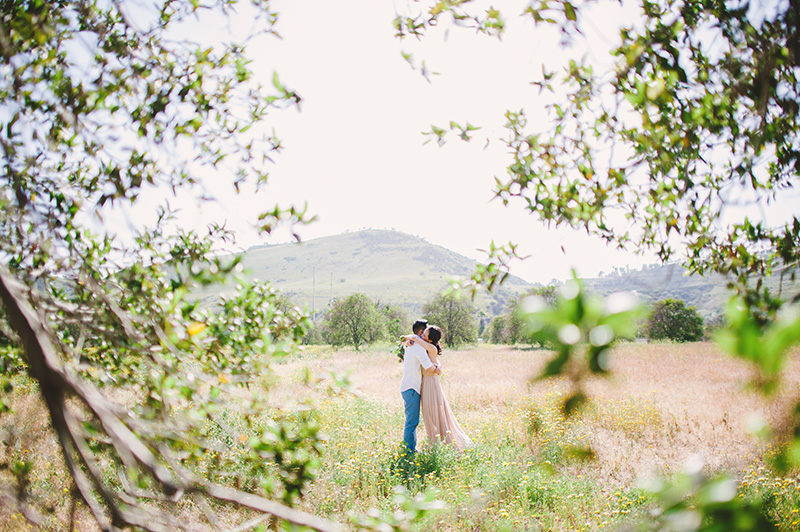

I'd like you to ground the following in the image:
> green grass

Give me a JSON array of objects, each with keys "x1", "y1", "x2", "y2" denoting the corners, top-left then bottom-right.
[
  {"x1": 288, "y1": 393, "x2": 794, "y2": 531},
  {"x1": 3, "y1": 349, "x2": 800, "y2": 532},
  {"x1": 294, "y1": 385, "x2": 799, "y2": 531},
  {"x1": 305, "y1": 395, "x2": 632, "y2": 531}
]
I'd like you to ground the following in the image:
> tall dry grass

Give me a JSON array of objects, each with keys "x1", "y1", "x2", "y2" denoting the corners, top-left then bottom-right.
[
  {"x1": 2, "y1": 342, "x2": 798, "y2": 531},
  {"x1": 0, "y1": 381, "x2": 100, "y2": 532},
  {"x1": 269, "y1": 342, "x2": 800, "y2": 530},
  {"x1": 274, "y1": 342, "x2": 799, "y2": 484}
]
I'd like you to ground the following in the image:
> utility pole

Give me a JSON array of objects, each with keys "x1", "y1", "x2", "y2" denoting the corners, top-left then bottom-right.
[{"x1": 312, "y1": 266, "x2": 316, "y2": 322}]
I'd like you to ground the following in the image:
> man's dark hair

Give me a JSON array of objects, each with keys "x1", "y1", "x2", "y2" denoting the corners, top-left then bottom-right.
[{"x1": 412, "y1": 319, "x2": 428, "y2": 335}]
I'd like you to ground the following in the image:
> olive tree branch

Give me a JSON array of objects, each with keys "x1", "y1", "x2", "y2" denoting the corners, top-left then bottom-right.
[{"x1": 0, "y1": 266, "x2": 342, "y2": 532}]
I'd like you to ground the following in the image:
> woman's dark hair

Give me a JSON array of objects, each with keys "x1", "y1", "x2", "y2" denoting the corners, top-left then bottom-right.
[{"x1": 426, "y1": 325, "x2": 443, "y2": 355}]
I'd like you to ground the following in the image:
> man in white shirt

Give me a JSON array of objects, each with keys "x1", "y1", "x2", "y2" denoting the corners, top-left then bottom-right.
[{"x1": 400, "y1": 319, "x2": 440, "y2": 453}]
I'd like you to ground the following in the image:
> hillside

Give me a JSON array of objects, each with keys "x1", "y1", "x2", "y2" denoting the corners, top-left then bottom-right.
[
  {"x1": 583, "y1": 262, "x2": 799, "y2": 318},
  {"x1": 192, "y1": 229, "x2": 798, "y2": 321},
  {"x1": 194, "y1": 229, "x2": 533, "y2": 317}
]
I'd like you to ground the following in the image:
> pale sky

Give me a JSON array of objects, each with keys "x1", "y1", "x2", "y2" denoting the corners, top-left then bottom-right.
[
  {"x1": 77, "y1": 0, "x2": 800, "y2": 285},
  {"x1": 160, "y1": 0, "x2": 667, "y2": 286}
]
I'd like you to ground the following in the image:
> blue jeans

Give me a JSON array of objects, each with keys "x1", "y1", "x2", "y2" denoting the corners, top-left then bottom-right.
[{"x1": 401, "y1": 389, "x2": 421, "y2": 453}]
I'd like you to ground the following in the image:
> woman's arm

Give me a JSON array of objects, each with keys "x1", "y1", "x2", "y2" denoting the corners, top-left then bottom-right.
[{"x1": 405, "y1": 334, "x2": 438, "y2": 363}]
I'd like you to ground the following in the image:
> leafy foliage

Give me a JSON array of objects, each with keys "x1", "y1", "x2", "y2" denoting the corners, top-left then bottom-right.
[
  {"x1": 515, "y1": 285, "x2": 560, "y2": 348},
  {"x1": 378, "y1": 302, "x2": 410, "y2": 341},
  {"x1": 632, "y1": 458, "x2": 777, "y2": 532},
  {"x1": 399, "y1": 0, "x2": 800, "y2": 525},
  {"x1": 0, "y1": 1, "x2": 335, "y2": 530},
  {"x1": 495, "y1": 0, "x2": 800, "y2": 293},
  {"x1": 645, "y1": 298, "x2": 705, "y2": 342},
  {"x1": 422, "y1": 292, "x2": 478, "y2": 347},
  {"x1": 448, "y1": 240, "x2": 528, "y2": 300},
  {"x1": 349, "y1": 485, "x2": 446, "y2": 531},
  {"x1": 323, "y1": 293, "x2": 386, "y2": 349},
  {"x1": 489, "y1": 284, "x2": 561, "y2": 347},
  {"x1": 487, "y1": 313, "x2": 512, "y2": 344},
  {"x1": 516, "y1": 275, "x2": 644, "y2": 416}
]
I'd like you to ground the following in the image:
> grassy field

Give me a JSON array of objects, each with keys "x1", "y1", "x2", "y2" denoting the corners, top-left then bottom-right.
[
  {"x1": 272, "y1": 342, "x2": 800, "y2": 531},
  {"x1": 2, "y1": 342, "x2": 799, "y2": 531}
]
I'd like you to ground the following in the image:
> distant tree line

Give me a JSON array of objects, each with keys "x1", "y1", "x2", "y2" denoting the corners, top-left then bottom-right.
[
  {"x1": 289, "y1": 285, "x2": 715, "y2": 350},
  {"x1": 297, "y1": 292, "x2": 480, "y2": 349},
  {"x1": 282, "y1": 282, "x2": 716, "y2": 350},
  {"x1": 488, "y1": 286, "x2": 710, "y2": 346}
]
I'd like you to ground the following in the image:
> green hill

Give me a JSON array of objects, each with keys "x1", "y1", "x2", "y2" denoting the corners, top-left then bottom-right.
[
  {"x1": 583, "y1": 262, "x2": 799, "y2": 318},
  {"x1": 195, "y1": 229, "x2": 533, "y2": 317},
  {"x1": 192, "y1": 229, "x2": 797, "y2": 321}
]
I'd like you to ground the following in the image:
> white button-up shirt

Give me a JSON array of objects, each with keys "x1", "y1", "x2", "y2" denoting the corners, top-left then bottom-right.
[{"x1": 400, "y1": 342, "x2": 435, "y2": 393}]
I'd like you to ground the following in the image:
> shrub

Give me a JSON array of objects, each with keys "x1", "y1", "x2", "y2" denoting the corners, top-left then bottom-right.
[{"x1": 645, "y1": 299, "x2": 704, "y2": 342}]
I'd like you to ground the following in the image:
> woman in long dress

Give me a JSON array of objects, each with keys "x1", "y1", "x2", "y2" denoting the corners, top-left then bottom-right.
[{"x1": 406, "y1": 325, "x2": 472, "y2": 450}]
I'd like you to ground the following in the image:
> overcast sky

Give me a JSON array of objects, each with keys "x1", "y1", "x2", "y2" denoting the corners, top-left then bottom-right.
[
  {"x1": 133, "y1": 0, "x2": 665, "y2": 285},
  {"x1": 184, "y1": 0, "x2": 675, "y2": 285}
]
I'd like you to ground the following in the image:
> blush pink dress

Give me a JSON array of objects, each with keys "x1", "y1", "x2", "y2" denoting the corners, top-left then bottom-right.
[{"x1": 420, "y1": 351, "x2": 472, "y2": 450}]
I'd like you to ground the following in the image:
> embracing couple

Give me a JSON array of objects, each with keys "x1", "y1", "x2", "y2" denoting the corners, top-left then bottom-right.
[{"x1": 400, "y1": 319, "x2": 472, "y2": 453}]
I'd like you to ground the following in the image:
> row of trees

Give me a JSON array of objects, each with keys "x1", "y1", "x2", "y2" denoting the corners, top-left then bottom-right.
[
  {"x1": 311, "y1": 292, "x2": 479, "y2": 349},
  {"x1": 301, "y1": 286, "x2": 706, "y2": 350},
  {"x1": 489, "y1": 288, "x2": 708, "y2": 345}
]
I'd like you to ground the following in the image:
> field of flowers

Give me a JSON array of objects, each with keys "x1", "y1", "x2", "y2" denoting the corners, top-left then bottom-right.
[
  {"x1": 1, "y1": 342, "x2": 798, "y2": 531},
  {"x1": 277, "y1": 342, "x2": 800, "y2": 531},
  {"x1": 293, "y1": 389, "x2": 799, "y2": 531}
]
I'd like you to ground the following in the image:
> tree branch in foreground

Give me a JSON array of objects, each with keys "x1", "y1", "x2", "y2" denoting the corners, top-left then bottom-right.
[{"x1": 0, "y1": 266, "x2": 342, "y2": 532}]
